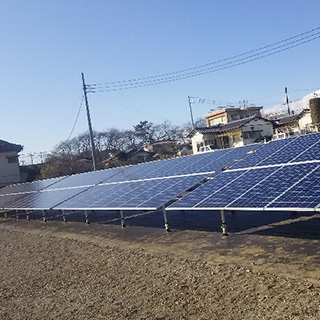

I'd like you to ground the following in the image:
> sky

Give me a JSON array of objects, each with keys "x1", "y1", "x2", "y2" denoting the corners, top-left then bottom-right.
[{"x1": 1, "y1": 0, "x2": 320, "y2": 164}]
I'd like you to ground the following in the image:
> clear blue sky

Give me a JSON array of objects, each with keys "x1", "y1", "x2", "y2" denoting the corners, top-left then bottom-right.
[{"x1": 1, "y1": 0, "x2": 320, "y2": 163}]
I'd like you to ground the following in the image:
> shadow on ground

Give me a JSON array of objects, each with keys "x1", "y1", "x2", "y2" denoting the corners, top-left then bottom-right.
[{"x1": 4, "y1": 208, "x2": 320, "y2": 240}]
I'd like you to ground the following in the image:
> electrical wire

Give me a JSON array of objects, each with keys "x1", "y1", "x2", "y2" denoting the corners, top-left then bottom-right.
[
  {"x1": 95, "y1": 92, "x2": 179, "y2": 123},
  {"x1": 66, "y1": 95, "x2": 84, "y2": 141},
  {"x1": 91, "y1": 26, "x2": 320, "y2": 87},
  {"x1": 57, "y1": 89, "x2": 83, "y2": 140},
  {"x1": 88, "y1": 27, "x2": 320, "y2": 92}
]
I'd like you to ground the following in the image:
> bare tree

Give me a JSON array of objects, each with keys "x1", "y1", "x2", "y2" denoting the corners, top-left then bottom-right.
[{"x1": 40, "y1": 118, "x2": 197, "y2": 179}]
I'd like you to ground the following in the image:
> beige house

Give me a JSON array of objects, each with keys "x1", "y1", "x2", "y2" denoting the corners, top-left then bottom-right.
[
  {"x1": 0, "y1": 140, "x2": 23, "y2": 187},
  {"x1": 144, "y1": 140, "x2": 177, "y2": 157},
  {"x1": 204, "y1": 106, "x2": 263, "y2": 126},
  {"x1": 190, "y1": 116, "x2": 273, "y2": 154}
]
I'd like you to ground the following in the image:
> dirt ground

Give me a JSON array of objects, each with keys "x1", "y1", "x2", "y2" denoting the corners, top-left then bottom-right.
[{"x1": 0, "y1": 214, "x2": 320, "y2": 319}]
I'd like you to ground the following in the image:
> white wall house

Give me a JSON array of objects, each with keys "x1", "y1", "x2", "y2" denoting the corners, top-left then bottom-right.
[
  {"x1": 0, "y1": 140, "x2": 23, "y2": 187},
  {"x1": 190, "y1": 116, "x2": 273, "y2": 154},
  {"x1": 273, "y1": 110, "x2": 317, "y2": 139}
]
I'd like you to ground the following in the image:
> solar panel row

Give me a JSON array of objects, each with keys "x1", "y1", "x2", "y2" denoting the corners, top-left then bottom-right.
[
  {"x1": 168, "y1": 163, "x2": 320, "y2": 211},
  {"x1": 0, "y1": 176, "x2": 66, "y2": 196},
  {"x1": 231, "y1": 133, "x2": 320, "y2": 169},
  {"x1": 0, "y1": 142, "x2": 257, "y2": 204},
  {"x1": 0, "y1": 132, "x2": 320, "y2": 213},
  {"x1": 56, "y1": 174, "x2": 206, "y2": 210},
  {"x1": 0, "y1": 145, "x2": 248, "y2": 197},
  {"x1": 0, "y1": 174, "x2": 207, "y2": 211},
  {"x1": 258, "y1": 134, "x2": 320, "y2": 166}
]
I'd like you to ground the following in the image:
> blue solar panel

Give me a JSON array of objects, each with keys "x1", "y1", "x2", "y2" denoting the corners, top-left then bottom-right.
[
  {"x1": 195, "y1": 144, "x2": 259, "y2": 174},
  {"x1": 291, "y1": 135, "x2": 320, "y2": 162},
  {"x1": 0, "y1": 186, "x2": 89, "y2": 210},
  {"x1": 138, "y1": 175, "x2": 203, "y2": 208},
  {"x1": 258, "y1": 134, "x2": 320, "y2": 166},
  {"x1": 0, "y1": 176, "x2": 65, "y2": 196},
  {"x1": 173, "y1": 149, "x2": 230, "y2": 175},
  {"x1": 0, "y1": 192, "x2": 31, "y2": 209},
  {"x1": 56, "y1": 182, "x2": 133, "y2": 209},
  {"x1": 193, "y1": 167, "x2": 276, "y2": 209},
  {"x1": 266, "y1": 165, "x2": 320, "y2": 209},
  {"x1": 124, "y1": 175, "x2": 204, "y2": 208},
  {"x1": 2, "y1": 132, "x2": 320, "y2": 214},
  {"x1": 55, "y1": 174, "x2": 206, "y2": 210},
  {"x1": 54, "y1": 180, "x2": 159, "y2": 209},
  {"x1": 109, "y1": 179, "x2": 167, "y2": 208},
  {"x1": 105, "y1": 156, "x2": 189, "y2": 182},
  {"x1": 120, "y1": 150, "x2": 227, "y2": 179},
  {"x1": 168, "y1": 170, "x2": 245, "y2": 209},
  {"x1": 231, "y1": 139, "x2": 291, "y2": 169},
  {"x1": 44, "y1": 166, "x2": 126, "y2": 190},
  {"x1": 228, "y1": 163, "x2": 319, "y2": 209}
]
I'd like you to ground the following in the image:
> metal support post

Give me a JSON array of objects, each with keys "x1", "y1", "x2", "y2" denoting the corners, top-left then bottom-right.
[
  {"x1": 84, "y1": 210, "x2": 90, "y2": 224},
  {"x1": 120, "y1": 210, "x2": 126, "y2": 227},
  {"x1": 26, "y1": 211, "x2": 30, "y2": 221},
  {"x1": 162, "y1": 206, "x2": 171, "y2": 232},
  {"x1": 42, "y1": 210, "x2": 47, "y2": 223},
  {"x1": 4, "y1": 211, "x2": 7, "y2": 219},
  {"x1": 220, "y1": 209, "x2": 228, "y2": 236},
  {"x1": 15, "y1": 210, "x2": 19, "y2": 220},
  {"x1": 62, "y1": 210, "x2": 67, "y2": 223}
]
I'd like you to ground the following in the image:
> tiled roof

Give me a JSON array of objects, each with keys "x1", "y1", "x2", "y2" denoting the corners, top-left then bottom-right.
[
  {"x1": 193, "y1": 115, "x2": 260, "y2": 135},
  {"x1": 219, "y1": 116, "x2": 258, "y2": 132},
  {"x1": 193, "y1": 124, "x2": 222, "y2": 134},
  {"x1": 275, "y1": 114, "x2": 299, "y2": 125},
  {"x1": 0, "y1": 140, "x2": 23, "y2": 153}
]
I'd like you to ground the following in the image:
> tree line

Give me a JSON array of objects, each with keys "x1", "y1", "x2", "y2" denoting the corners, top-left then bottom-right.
[{"x1": 40, "y1": 119, "x2": 205, "y2": 179}]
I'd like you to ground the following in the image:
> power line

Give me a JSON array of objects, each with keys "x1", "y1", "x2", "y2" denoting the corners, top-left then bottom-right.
[
  {"x1": 57, "y1": 88, "x2": 83, "y2": 140},
  {"x1": 95, "y1": 92, "x2": 175, "y2": 122},
  {"x1": 66, "y1": 95, "x2": 84, "y2": 141},
  {"x1": 93, "y1": 33, "x2": 320, "y2": 90},
  {"x1": 88, "y1": 27, "x2": 320, "y2": 92},
  {"x1": 91, "y1": 27, "x2": 320, "y2": 87}
]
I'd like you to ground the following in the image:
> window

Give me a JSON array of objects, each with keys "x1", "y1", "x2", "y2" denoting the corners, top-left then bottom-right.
[
  {"x1": 230, "y1": 114, "x2": 239, "y2": 121},
  {"x1": 7, "y1": 156, "x2": 19, "y2": 163},
  {"x1": 243, "y1": 132, "x2": 256, "y2": 139},
  {"x1": 205, "y1": 140, "x2": 214, "y2": 146}
]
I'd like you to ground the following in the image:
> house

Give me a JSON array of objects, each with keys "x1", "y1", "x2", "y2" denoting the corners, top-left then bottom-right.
[
  {"x1": 144, "y1": 140, "x2": 177, "y2": 158},
  {"x1": 101, "y1": 146, "x2": 156, "y2": 168},
  {"x1": 272, "y1": 109, "x2": 317, "y2": 139},
  {"x1": 0, "y1": 139, "x2": 23, "y2": 187},
  {"x1": 204, "y1": 106, "x2": 263, "y2": 126},
  {"x1": 127, "y1": 147, "x2": 156, "y2": 163},
  {"x1": 20, "y1": 163, "x2": 45, "y2": 183},
  {"x1": 190, "y1": 116, "x2": 273, "y2": 154}
]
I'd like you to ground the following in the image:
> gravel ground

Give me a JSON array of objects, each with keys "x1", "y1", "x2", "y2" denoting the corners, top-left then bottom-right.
[{"x1": 0, "y1": 226, "x2": 320, "y2": 319}]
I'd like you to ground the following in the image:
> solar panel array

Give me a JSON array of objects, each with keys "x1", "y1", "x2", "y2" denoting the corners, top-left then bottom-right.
[
  {"x1": 168, "y1": 133, "x2": 320, "y2": 212},
  {"x1": 1, "y1": 132, "x2": 320, "y2": 213},
  {"x1": 0, "y1": 143, "x2": 258, "y2": 211}
]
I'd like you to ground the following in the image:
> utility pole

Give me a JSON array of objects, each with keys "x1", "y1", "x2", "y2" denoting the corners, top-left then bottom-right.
[
  {"x1": 188, "y1": 96, "x2": 195, "y2": 129},
  {"x1": 81, "y1": 72, "x2": 98, "y2": 171},
  {"x1": 28, "y1": 153, "x2": 34, "y2": 165},
  {"x1": 285, "y1": 87, "x2": 291, "y2": 115}
]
